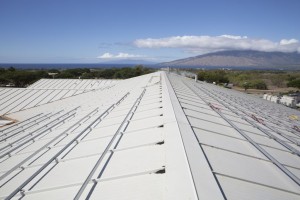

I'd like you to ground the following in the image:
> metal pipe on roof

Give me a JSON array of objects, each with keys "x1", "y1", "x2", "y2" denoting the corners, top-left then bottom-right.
[
  {"x1": 207, "y1": 87, "x2": 300, "y2": 146},
  {"x1": 0, "y1": 111, "x2": 77, "y2": 160},
  {"x1": 0, "y1": 110, "x2": 65, "y2": 152},
  {"x1": 0, "y1": 89, "x2": 28, "y2": 110},
  {"x1": 74, "y1": 89, "x2": 146, "y2": 200},
  {"x1": 0, "y1": 108, "x2": 99, "y2": 181},
  {"x1": 0, "y1": 113, "x2": 43, "y2": 136},
  {"x1": 0, "y1": 89, "x2": 22, "y2": 105},
  {"x1": 184, "y1": 81, "x2": 300, "y2": 186},
  {"x1": 211, "y1": 105, "x2": 300, "y2": 186},
  {"x1": 0, "y1": 112, "x2": 53, "y2": 143},
  {"x1": 4, "y1": 93, "x2": 129, "y2": 200},
  {"x1": 198, "y1": 86, "x2": 300, "y2": 156},
  {"x1": 215, "y1": 88, "x2": 300, "y2": 138}
]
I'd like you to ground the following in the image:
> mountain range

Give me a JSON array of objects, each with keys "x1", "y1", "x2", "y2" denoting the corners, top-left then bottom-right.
[{"x1": 160, "y1": 50, "x2": 300, "y2": 69}]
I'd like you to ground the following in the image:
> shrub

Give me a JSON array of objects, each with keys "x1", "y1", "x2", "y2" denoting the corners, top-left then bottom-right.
[{"x1": 287, "y1": 79, "x2": 300, "y2": 88}]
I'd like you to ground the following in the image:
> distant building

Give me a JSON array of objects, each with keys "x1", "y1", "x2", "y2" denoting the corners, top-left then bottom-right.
[
  {"x1": 263, "y1": 93, "x2": 300, "y2": 108},
  {"x1": 280, "y1": 95, "x2": 297, "y2": 108}
]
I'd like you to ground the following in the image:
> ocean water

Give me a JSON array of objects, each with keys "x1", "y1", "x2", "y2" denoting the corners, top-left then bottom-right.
[
  {"x1": 0, "y1": 63, "x2": 159, "y2": 69},
  {"x1": 0, "y1": 63, "x2": 290, "y2": 71}
]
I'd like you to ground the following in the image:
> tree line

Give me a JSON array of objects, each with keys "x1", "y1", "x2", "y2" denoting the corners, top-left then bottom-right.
[
  {"x1": 196, "y1": 70, "x2": 300, "y2": 90},
  {"x1": 0, "y1": 65, "x2": 153, "y2": 87}
]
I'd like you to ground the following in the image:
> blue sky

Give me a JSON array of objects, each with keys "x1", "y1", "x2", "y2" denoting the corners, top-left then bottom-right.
[{"x1": 0, "y1": 0, "x2": 300, "y2": 63}]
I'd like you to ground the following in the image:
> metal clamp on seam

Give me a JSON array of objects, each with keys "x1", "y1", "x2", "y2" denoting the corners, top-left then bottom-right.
[
  {"x1": 120, "y1": 131, "x2": 124, "y2": 135},
  {"x1": 208, "y1": 103, "x2": 221, "y2": 111},
  {"x1": 293, "y1": 125, "x2": 300, "y2": 132},
  {"x1": 20, "y1": 189, "x2": 26, "y2": 197},
  {"x1": 251, "y1": 114, "x2": 265, "y2": 125},
  {"x1": 92, "y1": 179, "x2": 97, "y2": 184}
]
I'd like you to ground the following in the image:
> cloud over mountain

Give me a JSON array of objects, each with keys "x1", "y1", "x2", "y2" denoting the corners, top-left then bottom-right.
[
  {"x1": 97, "y1": 52, "x2": 144, "y2": 60},
  {"x1": 134, "y1": 35, "x2": 300, "y2": 54}
]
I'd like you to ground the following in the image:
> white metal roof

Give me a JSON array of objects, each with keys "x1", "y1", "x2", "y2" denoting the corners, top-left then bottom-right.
[
  {"x1": 0, "y1": 79, "x2": 120, "y2": 116},
  {"x1": 0, "y1": 72, "x2": 299, "y2": 199},
  {"x1": 27, "y1": 79, "x2": 120, "y2": 90}
]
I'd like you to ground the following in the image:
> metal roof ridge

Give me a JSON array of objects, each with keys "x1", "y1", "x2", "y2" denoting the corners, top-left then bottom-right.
[
  {"x1": 162, "y1": 71, "x2": 225, "y2": 200},
  {"x1": 160, "y1": 71, "x2": 198, "y2": 200}
]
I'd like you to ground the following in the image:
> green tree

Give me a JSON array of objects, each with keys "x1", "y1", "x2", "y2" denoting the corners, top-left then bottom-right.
[
  {"x1": 81, "y1": 72, "x2": 94, "y2": 79},
  {"x1": 197, "y1": 70, "x2": 229, "y2": 84},
  {"x1": 134, "y1": 65, "x2": 143, "y2": 76},
  {"x1": 57, "y1": 72, "x2": 75, "y2": 79},
  {"x1": 7, "y1": 71, "x2": 39, "y2": 87},
  {"x1": 243, "y1": 82, "x2": 250, "y2": 91},
  {"x1": 287, "y1": 79, "x2": 300, "y2": 88},
  {"x1": 97, "y1": 69, "x2": 117, "y2": 79},
  {"x1": 197, "y1": 71, "x2": 207, "y2": 81},
  {"x1": 8, "y1": 66, "x2": 16, "y2": 72},
  {"x1": 48, "y1": 69, "x2": 60, "y2": 74},
  {"x1": 251, "y1": 80, "x2": 267, "y2": 90}
]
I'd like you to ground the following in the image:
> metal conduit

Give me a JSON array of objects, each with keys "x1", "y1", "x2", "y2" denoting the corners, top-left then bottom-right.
[
  {"x1": 0, "y1": 89, "x2": 22, "y2": 105},
  {"x1": 207, "y1": 87, "x2": 300, "y2": 146},
  {"x1": 211, "y1": 105, "x2": 300, "y2": 186},
  {"x1": 74, "y1": 89, "x2": 146, "y2": 200},
  {"x1": 183, "y1": 81, "x2": 300, "y2": 186},
  {"x1": 242, "y1": 97, "x2": 300, "y2": 139},
  {"x1": 32, "y1": 90, "x2": 54, "y2": 107},
  {"x1": 4, "y1": 90, "x2": 42, "y2": 115},
  {"x1": 196, "y1": 85, "x2": 300, "y2": 156},
  {"x1": 1, "y1": 90, "x2": 35, "y2": 114},
  {"x1": 46, "y1": 90, "x2": 65, "y2": 103},
  {"x1": 18, "y1": 90, "x2": 48, "y2": 111},
  {"x1": 223, "y1": 91, "x2": 300, "y2": 135},
  {"x1": 226, "y1": 97, "x2": 299, "y2": 155},
  {"x1": 0, "y1": 110, "x2": 66, "y2": 152},
  {"x1": 35, "y1": 79, "x2": 51, "y2": 89},
  {"x1": 216, "y1": 88, "x2": 300, "y2": 138},
  {"x1": 0, "y1": 112, "x2": 63, "y2": 152},
  {"x1": 0, "y1": 113, "x2": 56, "y2": 143},
  {"x1": 4, "y1": 92, "x2": 129, "y2": 199},
  {"x1": 0, "y1": 89, "x2": 15, "y2": 100},
  {"x1": 0, "y1": 107, "x2": 99, "y2": 181},
  {"x1": 0, "y1": 110, "x2": 78, "y2": 160},
  {"x1": 0, "y1": 113, "x2": 44, "y2": 136}
]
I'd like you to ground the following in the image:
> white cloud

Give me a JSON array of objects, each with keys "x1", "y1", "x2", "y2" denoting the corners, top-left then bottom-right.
[
  {"x1": 98, "y1": 53, "x2": 114, "y2": 59},
  {"x1": 219, "y1": 35, "x2": 248, "y2": 39},
  {"x1": 280, "y1": 39, "x2": 298, "y2": 45},
  {"x1": 97, "y1": 52, "x2": 143, "y2": 59},
  {"x1": 134, "y1": 35, "x2": 300, "y2": 54}
]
